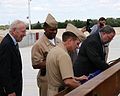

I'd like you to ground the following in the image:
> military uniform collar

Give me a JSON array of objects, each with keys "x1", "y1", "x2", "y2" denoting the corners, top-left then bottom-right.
[
  {"x1": 58, "y1": 42, "x2": 68, "y2": 53},
  {"x1": 43, "y1": 34, "x2": 57, "y2": 46}
]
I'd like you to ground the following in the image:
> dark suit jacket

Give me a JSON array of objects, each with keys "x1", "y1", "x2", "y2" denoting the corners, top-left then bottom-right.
[
  {"x1": 73, "y1": 33, "x2": 109, "y2": 77},
  {"x1": 0, "y1": 34, "x2": 22, "y2": 96}
]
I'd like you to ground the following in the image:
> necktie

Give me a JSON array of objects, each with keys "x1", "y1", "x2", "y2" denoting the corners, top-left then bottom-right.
[
  {"x1": 15, "y1": 43, "x2": 21, "y2": 57},
  {"x1": 16, "y1": 43, "x2": 19, "y2": 49}
]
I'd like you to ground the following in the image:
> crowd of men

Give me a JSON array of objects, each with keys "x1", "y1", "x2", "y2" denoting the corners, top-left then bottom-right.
[{"x1": 0, "y1": 14, "x2": 116, "y2": 96}]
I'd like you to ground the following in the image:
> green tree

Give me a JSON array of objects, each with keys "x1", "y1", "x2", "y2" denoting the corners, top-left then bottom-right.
[{"x1": 32, "y1": 21, "x2": 42, "y2": 29}]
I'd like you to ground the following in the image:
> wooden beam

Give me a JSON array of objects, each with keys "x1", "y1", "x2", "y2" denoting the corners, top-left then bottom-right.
[{"x1": 55, "y1": 58, "x2": 120, "y2": 96}]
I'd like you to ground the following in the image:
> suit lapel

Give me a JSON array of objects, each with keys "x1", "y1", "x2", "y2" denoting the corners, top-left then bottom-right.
[
  {"x1": 7, "y1": 34, "x2": 22, "y2": 64},
  {"x1": 96, "y1": 33, "x2": 105, "y2": 60}
]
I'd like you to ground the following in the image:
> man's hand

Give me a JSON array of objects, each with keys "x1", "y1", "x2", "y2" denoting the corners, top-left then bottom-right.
[
  {"x1": 80, "y1": 26, "x2": 86, "y2": 33},
  {"x1": 74, "y1": 75, "x2": 88, "y2": 81},
  {"x1": 8, "y1": 92, "x2": 16, "y2": 96}
]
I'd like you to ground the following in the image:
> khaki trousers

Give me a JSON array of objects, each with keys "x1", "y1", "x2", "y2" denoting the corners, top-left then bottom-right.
[
  {"x1": 37, "y1": 72, "x2": 48, "y2": 96},
  {"x1": 47, "y1": 85, "x2": 59, "y2": 96}
]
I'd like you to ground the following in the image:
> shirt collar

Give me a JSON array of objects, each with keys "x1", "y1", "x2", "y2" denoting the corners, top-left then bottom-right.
[
  {"x1": 58, "y1": 42, "x2": 68, "y2": 53},
  {"x1": 99, "y1": 32, "x2": 102, "y2": 42},
  {"x1": 48, "y1": 39, "x2": 55, "y2": 45}
]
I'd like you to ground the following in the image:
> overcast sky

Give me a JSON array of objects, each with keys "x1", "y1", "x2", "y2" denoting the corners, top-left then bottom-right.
[{"x1": 0, "y1": 0, "x2": 120, "y2": 25}]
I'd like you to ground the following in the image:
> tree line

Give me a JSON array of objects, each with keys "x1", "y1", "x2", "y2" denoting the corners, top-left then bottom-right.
[
  {"x1": 30, "y1": 17, "x2": 120, "y2": 29},
  {"x1": 0, "y1": 17, "x2": 120, "y2": 30}
]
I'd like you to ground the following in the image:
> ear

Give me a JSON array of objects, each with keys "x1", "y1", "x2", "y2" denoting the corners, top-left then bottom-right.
[
  {"x1": 101, "y1": 32, "x2": 106, "y2": 36},
  {"x1": 68, "y1": 38, "x2": 73, "y2": 42},
  {"x1": 66, "y1": 38, "x2": 72, "y2": 45},
  {"x1": 12, "y1": 28, "x2": 18, "y2": 35},
  {"x1": 13, "y1": 27, "x2": 16, "y2": 31}
]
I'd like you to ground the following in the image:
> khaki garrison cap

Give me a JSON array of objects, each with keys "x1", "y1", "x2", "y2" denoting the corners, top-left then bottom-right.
[
  {"x1": 0, "y1": 36, "x2": 3, "y2": 43},
  {"x1": 45, "y1": 13, "x2": 58, "y2": 28},
  {"x1": 66, "y1": 23, "x2": 86, "y2": 42}
]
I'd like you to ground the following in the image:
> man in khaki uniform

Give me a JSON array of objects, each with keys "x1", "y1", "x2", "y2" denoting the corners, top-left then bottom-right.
[
  {"x1": 46, "y1": 23, "x2": 88, "y2": 96},
  {"x1": 0, "y1": 36, "x2": 3, "y2": 43},
  {"x1": 31, "y1": 13, "x2": 61, "y2": 96}
]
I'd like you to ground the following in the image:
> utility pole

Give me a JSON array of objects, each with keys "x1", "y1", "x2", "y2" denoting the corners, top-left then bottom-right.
[
  {"x1": 28, "y1": 0, "x2": 32, "y2": 46},
  {"x1": 28, "y1": 0, "x2": 31, "y2": 32}
]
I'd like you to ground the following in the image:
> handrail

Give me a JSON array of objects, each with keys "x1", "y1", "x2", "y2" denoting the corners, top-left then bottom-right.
[
  {"x1": 108, "y1": 57, "x2": 120, "y2": 66},
  {"x1": 55, "y1": 58, "x2": 120, "y2": 96},
  {"x1": 65, "y1": 62, "x2": 120, "y2": 96}
]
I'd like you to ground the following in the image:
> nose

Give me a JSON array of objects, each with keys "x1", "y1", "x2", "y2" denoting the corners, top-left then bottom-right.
[
  {"x1": 108, "y1": 35, "x2": 114, "y2": 40},
  {"x1": 23, "y1": 32, "x2": 26, "y2": 36},
  {"x1": 53, "y1": 30, "x2": 57, "y2": 34}
]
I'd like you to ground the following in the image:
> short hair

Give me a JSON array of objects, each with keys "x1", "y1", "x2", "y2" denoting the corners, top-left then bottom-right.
[
  {"x1": 99, "y1": 17, "x2": 106, "y2": 21},
  {"x1": 100, "y1": 25, "x2": 115, "y2": 34},
  {"x1": 9, "y1": 20, "x2": 26, "y2": 33},
  {"x1": 62, "y1": 31, "x2": 78, "y2": 42}
]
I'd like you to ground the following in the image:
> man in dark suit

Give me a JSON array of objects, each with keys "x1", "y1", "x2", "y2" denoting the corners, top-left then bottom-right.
[
  {"x1": 0, "y1": 20, "x2": 26, "y2": 96},
  {"x1": 73, "y1": 25, "x2": 116, "y2": 77}
]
